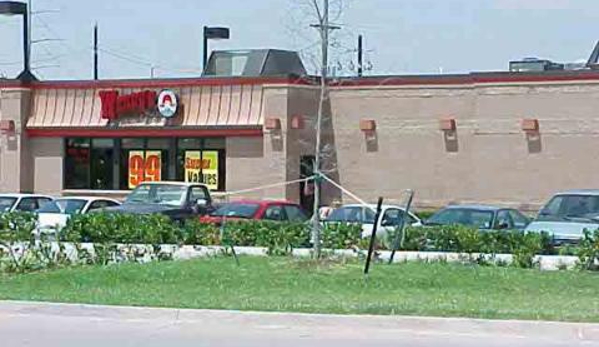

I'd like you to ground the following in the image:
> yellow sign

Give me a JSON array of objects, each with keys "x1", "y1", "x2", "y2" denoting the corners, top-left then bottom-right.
[
  {"x1": 128, "y1": 150, "x2": 162, "y2": 189},
  {"x1": 184, "y1": 151, "x2": 219, "y2": 190}
]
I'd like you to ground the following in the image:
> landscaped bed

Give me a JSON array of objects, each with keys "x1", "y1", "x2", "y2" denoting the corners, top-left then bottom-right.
[{"x1": 1, "y1": 256, "x2": 599, "y2": 323}]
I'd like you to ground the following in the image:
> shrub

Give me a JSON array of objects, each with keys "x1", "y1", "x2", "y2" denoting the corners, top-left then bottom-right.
[
  {"x1": 182, "y1": 219, "x2": 220, "y2": 246},
  {"x1": 321, "y1": 223, "x2": 362, "y2": 249},
  {"x1": 455, "y1": 226, "x2": 482, "y2": 254},
  {"x1": 0, "y1": 212, "x2": 75, "y2": 273},
  {"x1": 256, "y1": 222, "x2": 310, "y2": 256},
  {"x1": 220, "y1": 221, "x2": 259, "y2": 247},
  {"x1": 430, "y1": 225, "x2": 460, "y2": 252},
  {"x1": 220, "y1": 221, "x2": 309, "y2": 255},
  {"x1": 578, "y1": 229, "x2": 599, "y2": 271},
  {"x1": 512, "y1": 232, "x2": 544, "y2": 269},
  {"x1": 0, "y1": 212, "x2": 37, "y2": 242},
  {"x1": 401, "y1": 226, "x2": 430, "y2": 251},
  {"x1": 61, "y1": 213, "x2": 180, "y2": 245}
]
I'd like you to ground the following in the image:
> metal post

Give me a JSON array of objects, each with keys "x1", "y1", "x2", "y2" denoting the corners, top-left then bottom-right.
[
  {"x1": 364, "y1": 197, "x2": 384, "y2": 275},
  {"x1": 23, "y1": 9, "x2": 29, "y2": 74},
  {"x1": 93, "y1": 23, "x2": 98, "y2": 80},
  {"x1": 202, "y1": 26, "x2": 208, "y2": 73},
  {"x1": 388, "y1": 190, "x2": 415, "y2": 264},
  {"x1": 357, "y1": 35, "x2": 363, "y2": 77}
]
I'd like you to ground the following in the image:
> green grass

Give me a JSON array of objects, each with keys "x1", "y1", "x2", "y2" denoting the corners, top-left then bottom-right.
[{"x1": 1, "y1": 257, "x2": 598, "y2": 322}]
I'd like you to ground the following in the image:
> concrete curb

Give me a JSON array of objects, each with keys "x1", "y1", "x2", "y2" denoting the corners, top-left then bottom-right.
[
  {"x1": 1, "y1": 301, "x2": 598, "y2": 342},
  {"x1": 1, "y1": 242, "x2": 581, "y2": 271}
]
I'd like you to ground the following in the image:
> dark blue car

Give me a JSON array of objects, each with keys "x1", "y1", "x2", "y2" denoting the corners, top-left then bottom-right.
[{"x1": 425, "y1": 205, "x2": 530, "y2": 231}]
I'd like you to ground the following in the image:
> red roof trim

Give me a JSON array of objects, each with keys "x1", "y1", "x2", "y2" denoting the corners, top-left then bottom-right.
[
  {"x1": 28, "y1": 76, "x2": 313, "y2": 90},
  {"x1": 330, "y1": 71, "x2": 599, "y2": 87},
  {"x1": 0, "y1": 79, "x2": 26, "y2": 88},
  {"x1": 11, "y1": 71, "x2": 599, "y2": 91},
  {"x1": 27, "y1": 127, "x2": 263, "y2": 138},
  {"x1": 330, "y1": 75, "x2": 472, "y2": 87}
]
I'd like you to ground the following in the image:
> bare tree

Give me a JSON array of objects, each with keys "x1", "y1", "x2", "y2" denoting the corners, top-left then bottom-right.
[
  {"x1": 284, "y1": 0, "x2": 351, "y2": 258},
  {"x1": 309, "y1": 0, "x2": 340, "y2": 258}
]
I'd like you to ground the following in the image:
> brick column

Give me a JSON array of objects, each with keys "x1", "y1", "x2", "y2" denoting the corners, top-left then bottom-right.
[{"x1": 0, "y1": 87, "x2": 33, "y2": 193}]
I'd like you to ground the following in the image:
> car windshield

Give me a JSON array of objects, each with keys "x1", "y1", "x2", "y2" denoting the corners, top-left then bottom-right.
[
  {"x1": 125, "y1": 184, "x2": 186, "y2": 206},
  {"x1": 0, "y1": 197, "x2": 17, "y2": 212},
  {"x1": 537, "y1": 194, "x2": 599, "y2": 223},
  {"x1": 210, "y1": 203, "x2": 260, "y2": 219},
  {"x1": 39, "y1": 199, "x2": 87, "y2": 215},
  {"x1": 327, "y1": 206, "x2": 375, "y2": 224},
  {"x1": 427, "y1": 208, "x2": 494, "y2": 229}
]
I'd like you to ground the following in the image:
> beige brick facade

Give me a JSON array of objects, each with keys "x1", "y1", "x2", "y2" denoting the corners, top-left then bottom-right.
[{"x1": 3, "y1": 73, "x2": 599, "y2": 211}]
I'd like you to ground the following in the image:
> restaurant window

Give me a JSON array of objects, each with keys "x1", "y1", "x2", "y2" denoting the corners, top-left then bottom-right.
[
  {"x1": 176, "y1": 138, "x2": 226, "y2": 191},
  {"x1": 90, "y1": 139, "x2": 114, "y2": 190},
  {"x1": 64, "y1": 138, "x2": 91, "y2": 189},
  {"x1": 64, "y1": 137, "x2": 225, "y2": 191},
  {"x1": 119, "y1": 138, "x2": 173, "y2": 190}
]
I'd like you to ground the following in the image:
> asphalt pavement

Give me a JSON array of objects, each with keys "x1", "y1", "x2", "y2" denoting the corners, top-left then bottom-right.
[{"x1": 1, "y1": 301, "x2": 598, "y2": 347}]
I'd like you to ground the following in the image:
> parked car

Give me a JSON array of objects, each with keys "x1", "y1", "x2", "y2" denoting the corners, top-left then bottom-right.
[
  {"x1": 424, "y1": 205, "x2": 530, "y2": 231},
  {"x1": 104, "y1": 181, "x2": 214, "y2": 223},
  {"x1": 0, "y1": 194, "x2": 54, "y2": 213},
  {"x1": 200, "y1": 200, "x2": 309, "y2": 225},
  {"x1": 324, "y1": 204, "x2": 422, "y2": 238},
  {"x1": 35, "y1": 197, "x2": 121, "y2": 237},
  {"x1": 526, "y1": 190, "x2": 599, "y2": 244}
]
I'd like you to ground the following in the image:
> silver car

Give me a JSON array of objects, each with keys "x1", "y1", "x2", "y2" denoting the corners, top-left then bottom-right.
[{"x1": 526, "y1": 190, "x2": 599, "y2": 243}]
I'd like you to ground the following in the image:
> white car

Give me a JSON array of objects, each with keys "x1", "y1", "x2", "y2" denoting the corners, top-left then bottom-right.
[
  {"x1": 0, "y1": 194, "x2": 54, "y2": 213},
  {"x1": 35, "y1": 197, "x2": 121, "y2": 237},
  {"x1": 325, "y1": 204, "x2": 422, "y2": 238}
]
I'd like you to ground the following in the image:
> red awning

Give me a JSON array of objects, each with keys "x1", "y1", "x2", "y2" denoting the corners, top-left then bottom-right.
[{"x1": 27, "y1": 84, "x2": 266, "y2": 133}]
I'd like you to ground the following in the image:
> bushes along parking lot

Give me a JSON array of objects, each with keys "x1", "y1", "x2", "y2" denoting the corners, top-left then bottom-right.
[{"x1": 1, "y1": 211, "x2": 597, "y2": 274}]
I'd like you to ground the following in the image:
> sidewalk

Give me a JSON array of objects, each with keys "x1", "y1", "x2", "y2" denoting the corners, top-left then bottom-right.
[{"x1": 1, "y1": 300, "x2": 598, "y2": 343}]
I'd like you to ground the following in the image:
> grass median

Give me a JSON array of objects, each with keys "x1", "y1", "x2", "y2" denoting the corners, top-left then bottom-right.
[{"x1": 0, "y1": 257, "x2": 598, "y2": 322}]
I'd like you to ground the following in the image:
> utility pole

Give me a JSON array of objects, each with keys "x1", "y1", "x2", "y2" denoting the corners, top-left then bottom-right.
[
  {"x1": 25, "y1": 0, "x2": 31, "y2": 76},
  {"x1": 311, "y1": 0, "x2": 339, "y2": 259},
  {"x1": 93, "y1": 23, "x2": 98, "y2": 80},
  {"x1": 357, "y1": 35, "x2": 363, "y2": 77},
  {"x1": 202, "y1": 26, "x2": 208, "y2": 71}
]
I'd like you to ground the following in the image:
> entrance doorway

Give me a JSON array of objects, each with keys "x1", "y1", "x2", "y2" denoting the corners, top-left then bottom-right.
[{"x1": 300, "y1": 156, "x2": 315, "y2": 214}]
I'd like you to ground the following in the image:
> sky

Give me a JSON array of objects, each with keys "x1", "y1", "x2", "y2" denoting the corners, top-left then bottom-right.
[{"x1": 1, "y1": 0, "x2": 599, "y2": 80}]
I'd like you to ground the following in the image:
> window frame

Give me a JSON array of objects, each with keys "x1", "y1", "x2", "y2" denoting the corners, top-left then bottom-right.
[
  {"x1": 381, "y1": 208, "x2": 403, "y2": 227},
  {"x1": 176, "y1": 138, "x2": 226, "y2": 192},
  {"x1": 64, "y1": 137, "x2": 226, "y2": 191},
  {"x1": 87, "y1": 200, "x2": 119, "y2": 212},
  {"x1": 495, "y1": 210, "x2": 514, "y2": 229},
  {"x1": 15, "y1": 197, "x2": 40, "y2": 212},
  {"x1": 509, "y1": 209, "x2": 530, "y2": 229},
  {"x1": 36, "y1": 197, "x2": 53, "y2": 209},
  {"x1": 283, "y1": 204, "x2": 308, "y2": 222},
  {"x1": 263, "y1": 204, "x2": 287, "y2": 221},
  {"x1": 189, "y1": 185, "x2": 211, "y2": 205}
]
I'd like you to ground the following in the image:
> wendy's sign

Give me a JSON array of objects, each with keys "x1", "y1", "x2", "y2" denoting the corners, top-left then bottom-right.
[
  {"x1": 99, "y1": 90, "x2": 178, "y2": 120},
  {"x1": 99, "y1": 90, "x2": 157, "y2": 120}
]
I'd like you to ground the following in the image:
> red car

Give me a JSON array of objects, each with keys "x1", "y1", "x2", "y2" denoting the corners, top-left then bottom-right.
[{"x1": 200, "y1": 200, "x2": 309, "y2": 225}]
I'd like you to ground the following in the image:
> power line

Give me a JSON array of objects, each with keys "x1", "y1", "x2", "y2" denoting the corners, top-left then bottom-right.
[
  {"x1": 98, "y1": 47, "x2": 203, "y2": 78},
  {"x1": 0, "y1": 61, "x2": 23, "y2": 66},
  {"x1": 25, "y1": 7, "x2": 202, "y2": 78}
]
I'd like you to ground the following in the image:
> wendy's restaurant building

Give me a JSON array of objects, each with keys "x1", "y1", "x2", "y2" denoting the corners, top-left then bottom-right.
[
  {"x1": 0, "y1": 49, "x2": 322, "y2": 210},
  {"x1": 4, "y1": 49, "x2": 599, "y2": 211}
]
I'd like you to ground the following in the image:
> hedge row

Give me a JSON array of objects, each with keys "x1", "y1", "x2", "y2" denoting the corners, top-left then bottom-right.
[{"x1": 2, "y1": 212, "x2": 599, "y2": 271}]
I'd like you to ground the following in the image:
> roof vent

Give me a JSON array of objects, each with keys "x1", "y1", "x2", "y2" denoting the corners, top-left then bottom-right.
[
  {"x1": 203, "y1": 49, "x2": 306, "y2": 77},
  {"x1": 509, "y1": 58, "x2": 564, "y2": 72}
]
